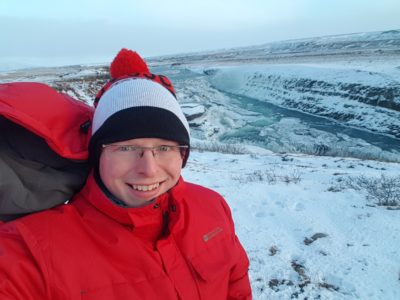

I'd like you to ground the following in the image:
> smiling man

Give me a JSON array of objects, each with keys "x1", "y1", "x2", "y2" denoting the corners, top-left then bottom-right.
[
  {"x1": 0, "y1": 49, "x2": 251, "y2": 299},
  {"x1": 99, "y1": 138, "x2": 187, "y2": 207}
]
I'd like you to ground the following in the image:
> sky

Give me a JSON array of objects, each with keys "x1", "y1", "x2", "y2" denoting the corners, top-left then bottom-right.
[{"x1": 1, "y1": 0, "x2": 400, "y2": 67}]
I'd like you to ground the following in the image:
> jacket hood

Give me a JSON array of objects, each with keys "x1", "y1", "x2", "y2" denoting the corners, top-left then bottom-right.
[
  {"x1": 0, "y1": 117, "x2": 89, "y2": 221},
  {"x1": 0, "y1": 82, "x2": 93, "y2": 160},
  {"x1": 0, "y1": 82, "x2": 93, "y2": 221}
]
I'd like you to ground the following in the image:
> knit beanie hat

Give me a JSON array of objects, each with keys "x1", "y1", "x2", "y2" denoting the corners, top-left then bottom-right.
[{"x1": 89, "y1": 49, "x2": 190, "y2": 168}]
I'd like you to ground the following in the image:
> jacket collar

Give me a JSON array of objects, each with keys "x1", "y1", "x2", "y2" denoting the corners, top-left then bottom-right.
[{"x1": 76, "y1": 173, "x2": 187, "y2": 237}]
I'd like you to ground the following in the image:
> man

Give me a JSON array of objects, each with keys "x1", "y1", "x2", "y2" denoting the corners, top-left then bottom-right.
[{"x1": 0, "y1": 49, "x2": 251, "y2": 299}]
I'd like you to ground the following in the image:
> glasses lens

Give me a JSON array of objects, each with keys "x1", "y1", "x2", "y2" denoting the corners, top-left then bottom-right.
[{"x1": 104, "y1": 144, "x2": 186, "y2": 161}]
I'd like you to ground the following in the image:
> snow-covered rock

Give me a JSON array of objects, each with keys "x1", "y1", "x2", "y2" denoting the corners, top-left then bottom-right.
[{"x1": 181, "y1": 103, "x2": 206, "y2": 121}]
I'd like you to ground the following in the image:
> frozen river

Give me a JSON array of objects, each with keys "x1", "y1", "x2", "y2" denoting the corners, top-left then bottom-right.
[{"x1": 163, "y1": 66, "x2": 400, "y2": 162}]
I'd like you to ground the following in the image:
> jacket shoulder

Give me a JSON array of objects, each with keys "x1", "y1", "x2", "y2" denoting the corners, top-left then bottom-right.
[
  {"x1": 182, "y1": 181, "x2": 224, "y2": 200},
  {"x1": 1, "y1": 205, "x2": 79, "y2": 240},
  {"x1": 178, "y1": 181, "x2": 234, "y2": 230}
]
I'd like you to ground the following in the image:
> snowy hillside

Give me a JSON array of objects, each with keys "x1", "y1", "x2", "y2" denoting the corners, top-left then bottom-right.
[
  {"x1": 149, "y1": 29, "x2": 400, "y2": 66},
  {"x1": 1, "y1": 29, "x2": 400, "y2": 299}
]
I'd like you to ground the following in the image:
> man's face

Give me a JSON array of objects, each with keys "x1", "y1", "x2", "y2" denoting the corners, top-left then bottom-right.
[{"x1": 99, "y1": 138, "x2": 184, "y2": 207}]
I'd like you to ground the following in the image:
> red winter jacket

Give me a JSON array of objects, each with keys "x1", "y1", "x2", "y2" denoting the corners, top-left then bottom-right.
[{"x1": 0, "y1": 174, "x2": 251, "y2": 299}]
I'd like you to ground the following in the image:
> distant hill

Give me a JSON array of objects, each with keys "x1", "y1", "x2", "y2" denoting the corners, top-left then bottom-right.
[{"x1": 149, "y1": 29, "x2": 400, "y2": 66}]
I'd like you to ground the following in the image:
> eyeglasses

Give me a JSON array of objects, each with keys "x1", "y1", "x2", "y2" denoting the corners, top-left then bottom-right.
[{"x1": 102, "y1": 144, "x2": 188, "y2": 161}]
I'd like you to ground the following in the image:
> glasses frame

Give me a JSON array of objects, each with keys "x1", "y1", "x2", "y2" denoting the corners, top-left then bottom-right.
[{"x1": 102, "y1": 144, "x2": 189, "y2": 159}]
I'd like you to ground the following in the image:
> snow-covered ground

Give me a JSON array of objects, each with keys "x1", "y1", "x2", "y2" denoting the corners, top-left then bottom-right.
[
  {"x1": 184, "y1": 146, "x2": 400, "y2": 299},
  {"x1": 1, "y1": 29, "x2": 400, "y2": 299}
]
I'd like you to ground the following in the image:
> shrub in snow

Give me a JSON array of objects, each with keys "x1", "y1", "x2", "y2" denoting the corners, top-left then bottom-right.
[
  {"x1": 191, "y1": 141, "x2": 247, "y2": 154},
  {"x1": 233, "y1": 168, "x2": 302, "y2": 185},
  {"x1": 344, "y1": 174, "x2": 400, "y2": 206}
]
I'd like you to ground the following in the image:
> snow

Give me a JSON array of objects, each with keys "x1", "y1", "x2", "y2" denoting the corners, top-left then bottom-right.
[
  {"x1": 212, "y1": 63, "x2": 398, "y2": 86},
  {"x1": 183, "y1": 147, "x2": 400, "y2": 299}
]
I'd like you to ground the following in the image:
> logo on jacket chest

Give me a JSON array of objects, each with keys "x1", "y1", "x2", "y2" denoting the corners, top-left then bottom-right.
[{"x1": 203, "y1": 227, "x2": 223, "y2": 242}]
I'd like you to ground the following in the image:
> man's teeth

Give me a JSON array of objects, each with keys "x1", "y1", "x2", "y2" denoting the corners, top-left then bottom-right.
[{"x1": 132, "y1": 183, "x2": 160, "y2": 191}]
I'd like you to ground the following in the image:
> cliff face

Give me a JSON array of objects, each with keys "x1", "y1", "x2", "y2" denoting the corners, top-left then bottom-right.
[
  {"x1": 210, "y1": 65, "x2": 400, "y2": 139},
  {"x1": 278, "y1": 77, "x2": 400, "y2": 112}
]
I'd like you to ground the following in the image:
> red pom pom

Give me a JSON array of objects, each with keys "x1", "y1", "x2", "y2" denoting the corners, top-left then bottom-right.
[{"x1": 109, "y1": 48, "x2": 150, "y2": 79}]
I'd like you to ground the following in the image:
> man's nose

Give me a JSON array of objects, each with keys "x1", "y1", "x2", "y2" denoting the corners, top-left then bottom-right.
[{"x1": 135, "y1": 149, "x2": 158, "y2": 176}]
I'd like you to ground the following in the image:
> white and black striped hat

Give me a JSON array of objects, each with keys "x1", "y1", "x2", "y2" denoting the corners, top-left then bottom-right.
[{"x1": 89, "y1": 49, "x2": 190, "y2": 167}]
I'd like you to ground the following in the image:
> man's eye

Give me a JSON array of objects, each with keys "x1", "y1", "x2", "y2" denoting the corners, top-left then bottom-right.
[
  {"x1": 158, "y1": 145, "x2": 171, "y2": 152},
  {"x1": 118, "y1": 146, "x2": 136, "y2": 152}
]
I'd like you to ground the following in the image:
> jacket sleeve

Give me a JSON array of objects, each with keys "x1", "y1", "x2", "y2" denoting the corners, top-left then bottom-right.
[
  {"x1": 0, "y1": 222, "x2": 48, "y2": 299},
  {"x1": 219, "y1": 198, "x2": 252, "y2": 300}
]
